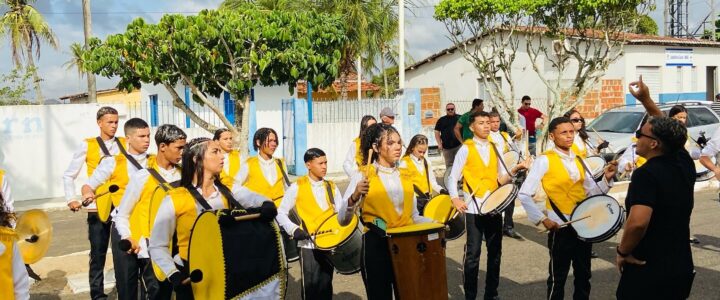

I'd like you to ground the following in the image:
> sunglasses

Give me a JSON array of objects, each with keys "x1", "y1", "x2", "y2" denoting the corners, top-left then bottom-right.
[
  {"x1": 446, "y1": 108, "x2": 455, "y2": 111},
  {"x1": 635, "y1": 130, "x2": 657, "y2": 141},
  {"x1": 523, "y1": 102, "x2": 531, "y2": 106},
  {"x1": 570, "y1": 118, "x2": 584, "y2": 123}
]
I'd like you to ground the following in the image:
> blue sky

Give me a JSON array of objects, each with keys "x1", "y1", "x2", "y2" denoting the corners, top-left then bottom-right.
[{"x1": 0, "y1": 0, "x2": 713, "y2": 100}]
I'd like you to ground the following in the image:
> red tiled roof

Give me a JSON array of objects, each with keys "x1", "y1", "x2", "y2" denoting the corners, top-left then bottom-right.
[{"x1": 296, "y1": 73, "x2": 381, "y2": 94}]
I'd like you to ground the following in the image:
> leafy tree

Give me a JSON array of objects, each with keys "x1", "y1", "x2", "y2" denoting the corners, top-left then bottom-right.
[
  {"x1": 634, "y1": 14, "x2": 658, "y2": 35},
  {"x1": 436, "y1": 0, "x2": 652, "y2": 150},
  {"x1": 371, "y1": 66, "x2": 399, "y2": 97},
  {"x1": 83, "y1": 7, "x2": 346, "y2": 154},
  {"x1": 63, "y1": 43, "x2": 86, "y2": 78},
  {"x1": 0, "y1": 68, "x2": 34, "y2": 105},
  {"x1": 0, "y1": 0, "x2": 58, "y2": 102}
]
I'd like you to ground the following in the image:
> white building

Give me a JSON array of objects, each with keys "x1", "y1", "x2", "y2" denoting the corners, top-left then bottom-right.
[{"x1": 406, "y1": 31, "x2": 720, "y2": 117}]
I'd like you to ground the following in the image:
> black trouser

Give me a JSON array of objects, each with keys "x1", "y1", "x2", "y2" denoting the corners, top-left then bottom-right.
[
  {"x1": 174, "y1": 260, "x2": 194, "y2": 300},
  {"x1": 617, "y1": 262, "x2": 695, "y2": 300},
  {"x1": 139, "y1": 258, "x2": 173, "y2": 300},
  {"x1": 547, "y1": 227, "x2": 592, "y2": 300},
  {"x1": 502, "y1": 199, "x2": 515, "y2": 230},
  {"x1": 87, "y1": 212, "x2": 111, "y2": 300},
  {"x1": 110, "y1": 224, "x2": 139, "y2": 300},
  {"x1": 463, "y1": 213, "x2": 502, "y2": 300},
  {"x1": 300, "y1": 248, "x2": 334, "y2": 300},
  {"x1": 361, "y1": 229, "x2": 395, "y2": 300}
]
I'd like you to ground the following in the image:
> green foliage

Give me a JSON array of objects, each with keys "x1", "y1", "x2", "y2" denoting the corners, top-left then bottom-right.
[
  {"x1": 371, "y1": 66, "x2": 398, "y2": 96},
  {"x1": 0, "y1": 68, "x2": 34, "y2": 105},
  {"x1": 634, "y1": 15, "x2": 658, "y2": 35},
  {"x1": 83, "y1": 8, "x2": 346, "y2": 100}
]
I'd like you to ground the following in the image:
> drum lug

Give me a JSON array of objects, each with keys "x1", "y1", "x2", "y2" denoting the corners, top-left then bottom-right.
[
  {"x1": 392, "y1": 244, "x2": 399, "y2": 255},
  {"x1": 416, "y1": 242, "x2": 427, "y2": 253}
]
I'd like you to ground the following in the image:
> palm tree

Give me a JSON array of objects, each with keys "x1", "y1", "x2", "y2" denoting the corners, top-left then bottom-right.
[
  {"x1": 82, "y1": 0, "x2": 96, "y2": 103},
  {"x1": 0, "y1": 0, "x2": 59, "y2": 102},
  {"x1": 63, "y1": 43, "x2": 85, "y2": 78},
  {"x1": 220, "y1": 0, "x2": 309, "y2": 11}
]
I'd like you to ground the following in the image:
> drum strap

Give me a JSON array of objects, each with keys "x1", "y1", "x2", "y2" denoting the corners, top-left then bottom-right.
[
  {"x1": 147, "y1": 168, "x2": 170, "y2": 192},
  {"x1": 575, "y1": 156, "x2": 604, "y2": 194},
  {"x1": 489, "y1": 140, "x2": 513, "y2": 177},
  {"x1": 214, "y1": 178, "x2": 243, "y2": 209},
  {"x1": 276, "y1": 159, "x2": 291, "y2": 187},
  {"x1": 185, "y1": 185, "x2": 213, "y2": 211},
  {"x1": 499, "y1": 131, "x2": 519, "y2": 153},
  {"x1": 423, "y1": 158, "x2": 431, "y2": 198},
  {"x1": 95, "y1": 137, "x2": 112, "y2": 157},
  {"x1": 117, "y1": 140, "x2": 146, "y2": 171},
  {"x1": 547, "y1": 198, "x2": 569, "y2": 223},
  {"x1": 324, "y1": 180, "x2": 335, "y2": 205},
  {"x1": 464, "y1": 180, "x2": 481, "y2": 212}
]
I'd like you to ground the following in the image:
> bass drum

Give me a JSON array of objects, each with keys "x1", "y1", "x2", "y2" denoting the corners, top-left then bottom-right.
[
  {"x1": 423, "y1": 194, "x2": 465, "y2": 240},
  {"x1": 313, "y1": 211, "x2": 362, "y2": 275}
]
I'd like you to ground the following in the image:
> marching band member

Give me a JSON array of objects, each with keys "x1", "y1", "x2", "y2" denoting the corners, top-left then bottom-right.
[
  {"x1": 62, "y1": 106, "x2": 124, "y2": 300},
  {"x1": 0, "y1": 170, "x2": 14, "y2": 226},
  {"x1": 0, "y1": 192, "x2": 29, "y2": 300},
  {"x1": 276, "y1": 148, "x2": 343, "y2": 300},
  {"x1": 447, "y1": 111, "x2": 529, "y2": 300},
  {"x1": 338, "y1": 123, "x2": 432, "y2": 299},
  {"x1": 518, "y1": 117, "x2": 617, "y2": 300},
  {"x1": 113, "y1": 125, "x2": 187, "y2": 300},
  {"x1": 343, "y1": 115, "x2": 377, "y2": 177},
  {"x1": 149, "y1": 138, "x2": 277, "y2": 300},
  {"x1": 398, "y1": 134, "x2": 445, "y2": 214},
  {"x1": 214, "y1": 128, "x2": 244, "y2": 189},
  {"x1": 81, "y1": 118, "x2": 153, "y2": 300},
  {"x1": 565, "y1": 110, "x2": 599, "y2": 159},
  {"x1": 232, "y1": 128, "x2": 291, "y2": 208},
  {"x1": 488, "y1": 111, "x2": 524, "y2": 239}
]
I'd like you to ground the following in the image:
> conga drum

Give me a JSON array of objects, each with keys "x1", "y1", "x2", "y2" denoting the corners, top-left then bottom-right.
[
  {"x1": 313, "y1": 210, "x2": 362, "y2": 274},
  {"x1": 188, "y1": 209, "x2": 287, "y2": 299},
  {"x1": 386, "y1": 223, "x2": 448, "y2": 300},
  {"x1": 423, "y1": 194, "x2": 465, "y2": 240}
]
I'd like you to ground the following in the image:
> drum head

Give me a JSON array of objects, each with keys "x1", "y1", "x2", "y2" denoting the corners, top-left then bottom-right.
[
  {"x1": 695, "y1": 157, "x2": 716, "y2": 182},
  {"x1": 423, "y1": 195, "x2": 453, "y2": 223},
  {"x1": 386, "y1": 223, "x2": 445, "y2": 236},
  {"x1": 503, "y1": 151, "x2": 520, "y2": 168},
  {"x1": 480, "y1": 184, "x2": 517, "y2": 215},
  {"x1": 188, "y1": 211, "x2": 226, "y2": 299},
  {"x1": 314, "y1": 212, "x2": 359, "y2": 250},
  {"x1": 570, "y1": 195, "x2": 623, "y2": 242},
  {"x1": 445, "y1": 213, "x2": 466, "y2": 241},
  {"x1": 585, "y1": 156, "x2": 606, "y2": 178}
]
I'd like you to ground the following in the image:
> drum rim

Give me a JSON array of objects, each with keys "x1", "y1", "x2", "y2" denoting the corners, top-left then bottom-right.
[
  {"x1": 386, "y1": 225, "x2": 445, "y2": 237},
  {"x1": 444, "y1": 213, "x2": 466, "y2": 241},
  {"x1": 314, "y1": 213, "x2": 360, "y2": 251},
  {"x1": 326, "y1": 229, "x2": 362, "y2": 275},
  {"x1": 570, "y1": 195, "x2": 624, "y2": 241},
  {"x1": 479, "y1": 184, "x2": 518, "y2": 215}
]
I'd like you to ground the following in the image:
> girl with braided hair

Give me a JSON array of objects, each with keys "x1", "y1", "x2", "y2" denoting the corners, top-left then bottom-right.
[{"x1": 338, "y1": 123, "x2": 432, "y2": 299}]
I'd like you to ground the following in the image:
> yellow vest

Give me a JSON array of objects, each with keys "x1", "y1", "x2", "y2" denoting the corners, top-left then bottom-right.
[
  {"x1": 85, "y1": 137, "x2": 126, "y2": 177},
  {"x1": 571, "y1": 140, "x2": 588, "y2": 159},
  {"x1": 128, "y1": 163, "x2": 179, "y2": 242},
  {"x1": 0, "y1": 226, "x2": 18, "y2": 300},
  {"x1": 360, "y1": 165, "x2": 415, "y2": 229},
  {"x1": 629, "y1": 137, "x2": 647, "y2": 168},
  {"x1": 168, "y1": 187, "x2": 230, "y2": 261},
  {"x1": 219, "y1": 150, "x2": 242, "y2": 189},
  {"x1": 541, "y1": 150, "x2": 587, "y2": 215},
  {"x1": 107, "y1": 154, "x2": 157, "y2": 207},
  {"x1": 295, "y1": 176, "x2": 336, "y2": 233},
  {"x1": 243, "y1": 157, "x2": 287, "y2": 205},
  {"x1": 401, "y1": 155, "x2": 430, "y2": 195},
  {"x1": 353, "y1": 137, "x2": 364, "y2": 166},
  {"x1": 461, "y1": 139, "x2": 499, "y2": 196},
  {"x1": 488, "y1": 132, "x2": 511, "y2": 153},
  {"x1": 0, "y1": 169, "x2": 5, "y2": 195}
]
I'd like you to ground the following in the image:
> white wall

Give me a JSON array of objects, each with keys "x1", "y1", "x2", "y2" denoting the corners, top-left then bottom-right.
[{"x1": 254, "y1": 85, "x2": 295, "y2": 158}]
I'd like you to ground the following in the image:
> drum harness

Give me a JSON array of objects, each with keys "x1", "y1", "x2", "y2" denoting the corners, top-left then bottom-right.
[
  {"x1": 547, "y1": 156, "x2": 606, "y2": 225},
  {"x1": 463, "y1": 141, "x2": 514, "y2": 216},
  {"x1": 295, "y1": 180, "x2": 337, "y2": 248},
  {"x1": 412, "y1": 158, "x2": 432, "y2": 209}
]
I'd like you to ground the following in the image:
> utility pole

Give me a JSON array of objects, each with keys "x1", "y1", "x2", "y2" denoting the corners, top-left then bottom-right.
[
  {"x1": 398, "y1": 0, "x2": 405, "y2": 91},
  {"x1": 82, "y1": 0, "x2": 97, "y2": 103},
  {"x1": 664, "y1": 0, "x2": 670, "y2": 35},
  {"x1": 712, "y1": 0, "x2": 717, "y2": 40}
]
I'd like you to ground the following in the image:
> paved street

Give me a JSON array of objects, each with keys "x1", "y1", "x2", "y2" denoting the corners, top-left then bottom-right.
[{"x1": 25, "y1": 187, "x2": 720, "y2": 299}]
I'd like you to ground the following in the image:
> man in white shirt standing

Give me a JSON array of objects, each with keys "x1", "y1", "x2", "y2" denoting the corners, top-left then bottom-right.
[
  {"x1": 62, "y1": 106, "x2": 123, "y2": 300},
  {"x1": 518, "y1": 117, "x2": 616, "y2": 300},
  {"x1": 81, "y1": 118, "x2": 152, "y2": 300},
  {"x1": 113, "y1": 124, "x2": 186, "y2": 300}
]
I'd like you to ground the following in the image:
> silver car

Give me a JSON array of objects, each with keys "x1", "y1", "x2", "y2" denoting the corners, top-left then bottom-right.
[{"x1": 586, "y1": 102, "x2": 720, "y2": 160}]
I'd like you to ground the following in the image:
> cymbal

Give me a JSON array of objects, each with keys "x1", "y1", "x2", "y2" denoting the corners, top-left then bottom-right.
[{"x1": 15, "y1": 209, "x2": 53, "y2": 264}]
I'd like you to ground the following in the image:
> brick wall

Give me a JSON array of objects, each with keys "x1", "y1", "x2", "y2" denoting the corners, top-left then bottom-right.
[
  {"x1": 421, "y1": 87, "x2": 441, "y2": 126},
  {"x1": 575, "y1": 79, "x2": 624, "y2": 118}
]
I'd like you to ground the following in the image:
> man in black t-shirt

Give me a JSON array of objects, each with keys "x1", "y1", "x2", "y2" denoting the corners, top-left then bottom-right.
[
  {"x1": 434, "y1": 102, "x2": 461, "y2": 184},
  {"x1": 616, "y1": 78, "x2": 695, "y2": 299}
]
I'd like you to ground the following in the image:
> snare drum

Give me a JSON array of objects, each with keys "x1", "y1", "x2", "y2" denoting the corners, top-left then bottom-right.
[
  {"x1": 569, "y1": 195, "x2": 625, "y2": 243},
  {"x1": 479, "y1": 184, "x2": 518, "y2": 215},
  {"x1": 188, "y1": 209, "x2": 287, "y2": 299},
  {"x1": 313, "y1": 212, "x2": 362, "y2": 275},
  {"x1": 503, "y1": 151, "x2": 520, "y2": 168},
  {"x1": 584, "y1": 156, "x2": 607, "y2": 181},
  {"x1": 386, "y1": 223, "x2": 448, "y2": 300},
  {"x1": 695, "y1": 157, "x2": 716, "y2": 182},
  {"x1": 423, "y1": 194, "x2": 466, "y2": 240}
]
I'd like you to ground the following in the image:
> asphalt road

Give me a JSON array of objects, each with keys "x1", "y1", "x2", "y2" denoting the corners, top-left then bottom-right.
[{"x1": 26, "y1": 188, "x2": 720, "y2": 299}]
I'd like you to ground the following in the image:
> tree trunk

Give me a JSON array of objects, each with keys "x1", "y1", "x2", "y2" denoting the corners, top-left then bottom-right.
[
  {"x1": 163, "y1": 83, "x2": 218, "y2": 133},
  {"x1": 25, "y1": 50, "x2": 43, "y2": 103},
  {"x1": 82, "y1": 0, "x2": 97, "y2": 103},
  {"x1": 381, "y1": 47, "x2": 389, "y2": 98},
  {"x1": 235, "y1": 93, "x2": 251, "y2": 156}
]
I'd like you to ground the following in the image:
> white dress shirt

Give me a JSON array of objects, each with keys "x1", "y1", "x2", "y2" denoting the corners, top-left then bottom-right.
[
  {"x1": 276, "y1": 177, "x2": 342, "y2": 249},
  {"x1": 337, "y1": 163, "x2": 432, "y2": 226},
  {"x1": 618, "y1": 143, "x2": 639, "y2": 171},
  {"x1": 1, "y1": 176, "x2": 14, "y2": 227},
  {"x1": 0, "y1": 241, "x2": 29, "y2": 300},
  {"x1": 398, "y1": 154, "x2": 443, "y2": 194},
  {"x1": 86, "y1": 152, "x2": 149, "y2": 218},
  {"x1": 232, "y1": 156, "x2": 288, "y2": 208},
  {"x1": 518, "y1": 147, "x2": 613, "y2": 225},
  {"x1": 701, "y1": 129, "x2": 720, "y2": 158},
  {"x1": 446, "y1": 137, "x2": 508, "y2": 215},
  {"x1": 490, "y1": 131, "x2": 509, "y2": 153},
  {"x1": 114, "y1": 165, "x2": 180, "y2": 258},
  {"x1": 63, "y1": 137, "x2": 122, "y2": 208},
  {"x1": 343, "y1": 142, "x2": 360, "y2": 177},
  {"x1": 149, "y1": 185, "x2": 226, "y2": 278}
]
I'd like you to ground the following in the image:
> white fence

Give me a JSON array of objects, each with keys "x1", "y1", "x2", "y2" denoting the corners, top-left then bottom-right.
[
  {"x1": 311, "y1": 98, "x2": 400, "y2": 123},
  {"x1": 125, "y1": 95, "x2": 228, "y2": 129}
]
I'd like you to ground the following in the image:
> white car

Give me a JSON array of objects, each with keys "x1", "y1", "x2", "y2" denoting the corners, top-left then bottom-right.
[{"x1": 586, "y1": 102, "x2": 720, "y2": 160}]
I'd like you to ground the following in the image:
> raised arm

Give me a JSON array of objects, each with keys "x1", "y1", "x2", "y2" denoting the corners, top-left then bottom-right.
[{"x1": 629, "y1": 75, "x2": 662, "y2": 118}]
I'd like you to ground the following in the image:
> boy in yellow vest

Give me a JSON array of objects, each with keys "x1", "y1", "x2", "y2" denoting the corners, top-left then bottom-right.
[
  {"x1": 81, "y1": 118, "x2": 153, "y2": 300},
  {"x1": 214, "y1": 128, "x2": 244, "y2": 189},
  {"x1": 276, "y1": 148, "x2": 342, "y2": 300},
  {"x1": 0, "y1": 199, "x2": 29, "y2": 300},
  {"x1": 488, "y1": 111, "x2": 525, "y2": 239},
  {"x1": 518, "y1": 117, "x2": 616, "y2": 300},
  {"x1": 114, "y1": 124, "x2": 186, "y2": 300},
  {"x1": 62, "y1": 106, "x2": 124, "y2": 300}
]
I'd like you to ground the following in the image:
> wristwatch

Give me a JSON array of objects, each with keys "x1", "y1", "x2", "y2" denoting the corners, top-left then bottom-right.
[{"x1": 616, "y1": 246, "x2": 629, "y2": 257}]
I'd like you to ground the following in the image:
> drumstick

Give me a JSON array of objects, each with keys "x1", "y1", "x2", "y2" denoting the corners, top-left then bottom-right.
[
  {"x1": 538, "y1": 215, "x2": 592, "y2": 233},
  {"x1": 352, "y1": 148, "x2": 374, "y2": 213},
  {"x1": 82, "y1": 184, "x2": 120, "y2": 206},
  {"x1": 234, "y1": 213, "x2": 261, "y2": 221},
  {"x1": 590, "y1": 128, "x2": 615, "y2": 153}
]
